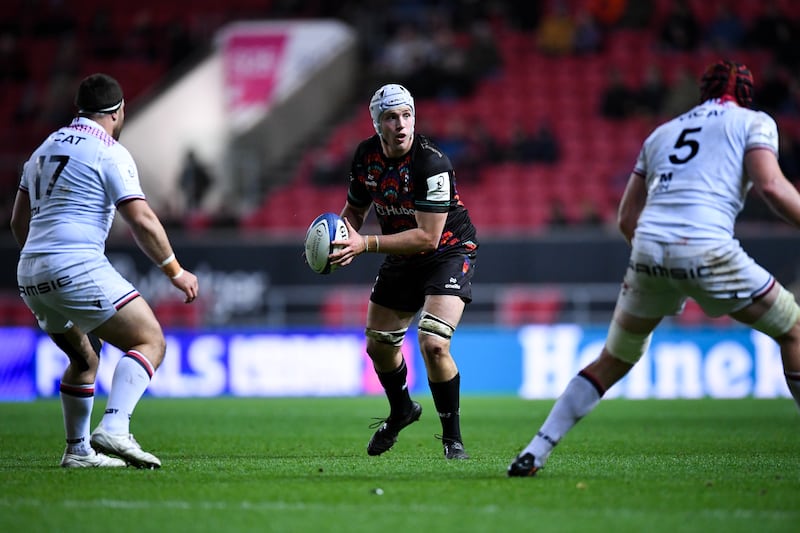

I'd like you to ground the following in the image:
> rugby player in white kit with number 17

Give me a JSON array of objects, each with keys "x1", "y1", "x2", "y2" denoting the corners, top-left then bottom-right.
[
  {"x1": 508, "y1": 60, "x2": 800, "y2": 477},
  {"x1": 10, "y1": 73, "x2": 199, "y2": 468}
]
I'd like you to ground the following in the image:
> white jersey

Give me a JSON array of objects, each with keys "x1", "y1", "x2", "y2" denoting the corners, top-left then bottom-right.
[
  {"x1": 632, "y1": 99, "x2": 779, "y2": 243},
  {"x1": 18, "y1": 117, "x2": 145, "y2": 256}
]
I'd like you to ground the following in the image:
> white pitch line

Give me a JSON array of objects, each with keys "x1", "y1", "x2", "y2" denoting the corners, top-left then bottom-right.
[
  {"x1": 0, "y1": 498, "x2": 796, "y2": 521},
  {"x1": 0, "y1": 497, "x2": 498, "y2": 514}
]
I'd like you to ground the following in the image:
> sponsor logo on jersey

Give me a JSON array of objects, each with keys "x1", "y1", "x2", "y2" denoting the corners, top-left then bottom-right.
[
  {"x1": 18, "y1": 275, "x2": 73, "y2": 296},
  {"x1": 375, "y1": 204, "x2": 415, "y2": 216},
  {"x1": 628, "y1": 262, "x2": 712, "y2": 279},
  {"x1": 656, "y1": 172, "x2": 672, "y2": 193}
]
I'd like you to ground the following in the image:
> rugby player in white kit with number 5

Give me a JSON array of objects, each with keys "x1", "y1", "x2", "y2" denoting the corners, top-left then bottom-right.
[{"x1": 508, "y1": 60, "x2": 800, "y2": 477}]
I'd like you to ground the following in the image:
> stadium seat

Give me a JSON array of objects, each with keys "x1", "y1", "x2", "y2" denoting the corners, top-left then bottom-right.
[
  {"x1": 497, "y1": 287, "x2": 564, "y2": 325},
  {"x1": 153, "y1": 298, "x2": 203, "y2": 328},
  {"x1": 0, "y1": 294, "x2": 36, "y2": 327},
  {"x1": 321, "y1": 288, "x2": 371, "y2": 327}
]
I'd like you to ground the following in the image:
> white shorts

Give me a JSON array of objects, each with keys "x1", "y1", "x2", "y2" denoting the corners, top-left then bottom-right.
[
  {"x1": 618, "y1": 238, "x2": 774, "y2": 318},
  {"x1": 17, "y1": 253, "x2": 140, "y2": 334}
]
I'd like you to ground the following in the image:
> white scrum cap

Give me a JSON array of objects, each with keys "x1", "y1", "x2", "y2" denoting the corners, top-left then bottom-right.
[{"x1": 369, "y1": 83, "x2": 415, "y2": 135}]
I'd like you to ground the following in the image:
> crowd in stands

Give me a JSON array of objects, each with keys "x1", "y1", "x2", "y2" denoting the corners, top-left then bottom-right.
[
  {"x1": 0, "y1": 0, "x2": 226, "y2": 227},
  {"x1": 285, "y1": 0, "x2": 800, "y2": 232},
  {"x1": 339, "y1": 0, "x2": 800, "y2": 228},
  {"x1": 2, "y1": 0, "x2": 800, "y2": 233}
]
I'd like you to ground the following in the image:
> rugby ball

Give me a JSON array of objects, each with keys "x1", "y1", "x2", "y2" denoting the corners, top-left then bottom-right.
[{"x1": 304, "y1": 213, "x2": 348, "y2": 274}]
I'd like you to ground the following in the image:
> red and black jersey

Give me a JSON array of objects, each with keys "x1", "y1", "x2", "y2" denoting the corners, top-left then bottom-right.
[{"x1": 347, "y1": 134, "x2": 478, "y2": 259}]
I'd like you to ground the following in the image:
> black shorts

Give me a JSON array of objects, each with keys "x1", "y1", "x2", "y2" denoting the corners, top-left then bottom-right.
[{"x1": 370, "y1": 249, "x2": 477, "y2": 313}]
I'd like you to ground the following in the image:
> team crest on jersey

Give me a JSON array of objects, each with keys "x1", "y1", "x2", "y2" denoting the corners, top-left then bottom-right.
[{"x1": 117, "y1": 162, "x2": 137, "y2": 185}]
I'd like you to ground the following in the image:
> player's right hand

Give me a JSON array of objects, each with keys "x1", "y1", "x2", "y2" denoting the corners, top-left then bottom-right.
[{"x1": 171, "y1": 270, "x2": 199, "y2": 303}]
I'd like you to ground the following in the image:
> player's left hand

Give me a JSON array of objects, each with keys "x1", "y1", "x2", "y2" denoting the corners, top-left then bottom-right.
[{"x1": 330, "y1": 216, "x2": 365, "y2": 268}]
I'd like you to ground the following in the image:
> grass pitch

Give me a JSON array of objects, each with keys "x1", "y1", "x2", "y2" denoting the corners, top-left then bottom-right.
[{"x1": 0, "y1": 396, "x2": 797, "y2": 532}]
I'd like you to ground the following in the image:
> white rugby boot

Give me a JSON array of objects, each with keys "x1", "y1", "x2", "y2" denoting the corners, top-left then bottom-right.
[
  {"x1": 90, "y1": 426, "x2": 161, "y2": 469},
  {"x1": 61, "y1": 448, "x2": 127, "y2": 468}
]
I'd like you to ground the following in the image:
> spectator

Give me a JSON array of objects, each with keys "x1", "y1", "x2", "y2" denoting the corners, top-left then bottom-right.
[
  {"x1": 375, "y1": 24, "x2": 434, "y2": 96},
  {"x1": 50, "y1": 34, "x2": 80, "y2": 79},
  {"x1": 464, "y1": 21, "x2": 502, "y2": 81},
  {"x1": 506, "y1": 119, "x2": 561, "y2": 164},
  {"x1": 747, "y1": 0, "x2": 794, "y2": 53},
  {"x1": 32, "y1": 0, "x2": 77, "y2": 38},
  {"x1": 377, "y1": 22, "x2": 429, "y2": 78},
  {"x1": 505, "y1": 121, "x2": 537, "y2": 163},
  {"x1": 87, "y1": 8, "x2": 120, "y2": 60},
  {"x1": 426, "y1": 24, "x2": 474, "y2": 99},
  {"x1": 0, "y1": 32, "x2": 29, "y2": 82},
  {"x1": 530, "y1": 120, "x2": 561, "y2": 164},
  {"x1": 748, "y1": 0, "x2": 800, "y2": 70},
  {"x1": 309, "y1": 147, "x2": 349, "y2": 187},
  {"x1": 704, "y1": 3, "x2": 745, "y2": 52},
  {"x1": 618, "y1": 0, "x2": 653, "y2": 28},
  {"x1": 123, "y1": 10, "x2": 159, "y2": 63},
  {"x1": 38, "y1": 72, "x2": 79, "y2": 128},
  {"x1": 635, "y1": 64, "x2": 668, "y2": 117},
  {"x1": 506, "y1": 2, "x2": 542, "y2": 31},
  {"x1": 164, "y1": 18, "x2": 197, "y2": 69},
  {"x1": 572, "y1": 8, "x2": 605, "y2": 55},
  {"x1": 13, "y1": 80, "x2": 39, "y2": 122},
  {"x1": 782, "y1": 75, "x2": 800, "y2": 116},
  {"x1": 536, "y1": 1, "x2": 575, "y2": 56},
  {"x1": 465, "y1": 122, "x2": 502, "y2": 177},
  {"x1": 757, "y1": 62, "x2": 792, "y2": 116},
  {"x1": 600, "y1": 67, "x2": 637, "y2": 120},
  {"x1": 179, "y1": 150, "x2": 213, "y2": 211},
  {"x1": 436, "y1": 116, "x2": 470, "y2": 168},
  {"x1": 663, "y1": 66, "x2": 698, "y2": 117},
  {"x1": 658, "y1": 0, "x2": 699, "y2": 51}
]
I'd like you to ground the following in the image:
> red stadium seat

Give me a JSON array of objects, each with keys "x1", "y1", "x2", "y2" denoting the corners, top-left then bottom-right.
[
  {"x1": 321, "y1": 288, "x2": 371, "y2": 327},
  {"x1": 0, "y1": 294, "x2": 36, "y2": 327},
  {"x1": 498, "y1": 287, "x2": 564, "y2": 325},
  {"x1": 153, "y1": 298, "x2": 203, "y2": 328}
]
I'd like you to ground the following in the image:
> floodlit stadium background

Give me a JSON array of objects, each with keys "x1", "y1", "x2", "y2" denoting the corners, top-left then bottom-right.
[{"x1": 2, "y1": 0, "x2": 799, "y2": 399}]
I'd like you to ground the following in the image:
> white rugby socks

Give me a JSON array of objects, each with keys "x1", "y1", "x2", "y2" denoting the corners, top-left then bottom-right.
[
  {"x1": 522, "y1": 373, "x2": 603, "y2": 466},
  {"x1": 60, "y1": 382, "x2": 94, "y2": 454},
  {"x1": 100, "y1": 351, "x2": 154, "y2": 434}
]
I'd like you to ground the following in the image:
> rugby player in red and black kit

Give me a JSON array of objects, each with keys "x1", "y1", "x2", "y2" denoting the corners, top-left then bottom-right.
[{"x1": 330, "y1": 84, "x2": 478, "y2": 460}]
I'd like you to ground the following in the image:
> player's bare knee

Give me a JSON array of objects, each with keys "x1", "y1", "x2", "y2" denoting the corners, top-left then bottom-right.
[
  {"x1": 364, "y1": 342, "x2": 396, "y2": 365},
  {"x1": 131, "y1": 336, "x2": 167, "y2": 370},
  {"x1": 605, "y1": 321, "x2": 652, "y2": 365},
  {"x1": 149, "y1": 349, "x2": 166, "y2": 369},
  {"x1": 753, "y1": 286, "x2": 800, "y2": 339},
  {"x1": 418, "y1": 334, "x2": 449, "y2": 361}
]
